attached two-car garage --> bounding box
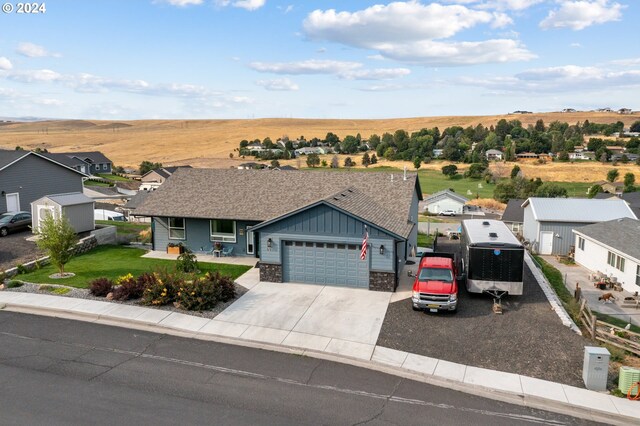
[282,240,369,288]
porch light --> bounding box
[379,245,385,255]
[267,238,273,249]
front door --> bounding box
[6,193,20,212]
[539,231,554,255]
[246,230,255,255]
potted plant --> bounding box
[214,241,222,251]
[167,242,184,254]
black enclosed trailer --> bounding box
[460,219,525,297]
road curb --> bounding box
[1,302,635,425]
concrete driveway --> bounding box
[210,281,391,358]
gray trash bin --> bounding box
[583,346,610,391]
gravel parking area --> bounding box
[0,231,43,272]
[377,239,589,387]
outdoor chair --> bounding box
[222,246,234,257]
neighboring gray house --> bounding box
[485,149,503,161]
[55,151,113,175]
[423,189,468,215]
[522,197,637,255]
[135,168,422,291]
[31,193,94,234]
[0,150,87,213]
[501,198,525,234]
[121,190,151,221]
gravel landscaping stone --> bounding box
[0,231,44,272]
[1,280,248,320]
[377,239,590,388]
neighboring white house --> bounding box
[522,197,637,255]
[568,151,594,160]
[424,189,468,215]
[432,149,444,158]
[31,192,95,234]
[485,149,503,161]
[573,218,640,294]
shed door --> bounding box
[282,241,369,288]
[539,231,554,255]
[6,193,20,212]
[37,206,56,232]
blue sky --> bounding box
[0,0,638,119]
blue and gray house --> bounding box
[135,168,422,291]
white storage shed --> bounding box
[31,192,95,234]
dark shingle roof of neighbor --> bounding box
[123,191,151,209]
[501,199,525,223]
[41,152,87,168]
[62,151,112,164]
[621,191,640,206]
[574,218,640,262]
[0,149,27,170]
[136,168,420,238]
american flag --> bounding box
[360,227,368,260]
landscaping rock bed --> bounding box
[377,239,590,388]
[1,281,248,320]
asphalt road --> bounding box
[0,312,597,426]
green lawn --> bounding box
[84,180,113,187]
[96,220,150,242]
[417,169,496,198]
[548,181,592,198]
[97,173,132,182]
[417,233,435,248]
[17,245,251,288]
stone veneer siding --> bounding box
[369,271,396,292]
[260,263,282,283]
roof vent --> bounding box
[482,221,490,226]
[489,232,498,238]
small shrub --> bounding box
[34,259,41,270]
[89,277,115,297]
[141,268,182,306]
[208,271,236,303]
[175,277,220,311]
[176,249,199,273]
[112,273,145,301]
[38,285,68,295]
[6,280,23,288]
[16,264,27,274]
[604,344,627,363]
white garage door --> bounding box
[282,241,369,288]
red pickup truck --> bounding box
[411,253,459,313]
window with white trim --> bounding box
[210,219,236,243]
[578,237,585,250]
[168,217,185,240]
[102,163,108,170]
[636,265,640,287]
[607,251,625,272]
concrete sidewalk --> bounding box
[0,291,638,424]
[142,250,259,266]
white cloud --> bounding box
[444,0,544,11]
[249,59,411,80]
[367,54,386,61]
[316,47,327,53]
[215,0,265,11]
[7,69,62,83]
[16,42,61,58]
[161,0,204,6]
[570,42,582,48]
[250,59,361,75]
[540,0,624,31]
[277,4,293,14]
[256,78,299,91]
[457,64,640,93]
[0,57,13,70]
[34,98,63,106]
[303,2,532,66]
[610,58,640,67]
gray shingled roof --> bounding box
[523,197,637,222]
[574,218,640,262]
[123,191,151,209]
[501,199,525,223]
[136,168,421,238]
[424,189,468,205]
[0,149,27,170]
[64,151,112,164]
[44,192,94,207]
[42,152,87,168]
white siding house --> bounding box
[522,197,637,255]
[573,218,640,294]
[424,189,468,214]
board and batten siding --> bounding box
[539,221,591,255]
[62,203,94,233]
[522,204,538,246]
[152,217,259,255]
[254,203,397,273]
[574,233,640,293]
[0,155,83,213]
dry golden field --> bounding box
[0,112,637,182]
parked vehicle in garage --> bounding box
[0,211,32,237]
[411,252,459,312]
